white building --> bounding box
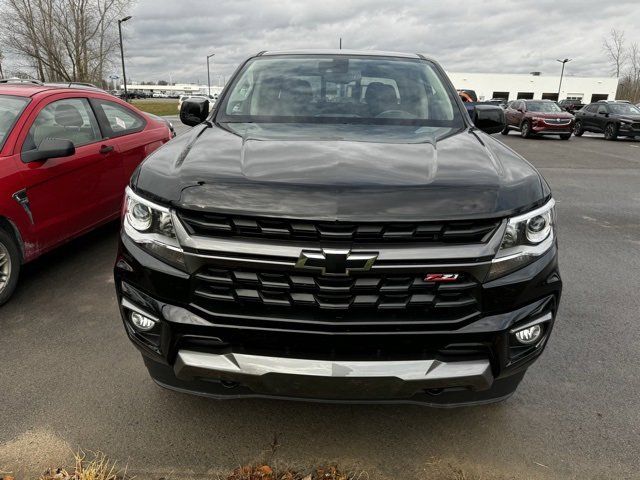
[119,83,224,96]
[447,72,618,103]
[120,74,618,104]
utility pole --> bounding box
[118,16,132,100]
[556,58,571,100]
[339,37,342,50]
[207,53,215,97]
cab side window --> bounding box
[22,98,101,152]
[93,100,145,137]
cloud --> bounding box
[114,0,640,83]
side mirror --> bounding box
[472,104,506,134]
[21,138,75,163]
[180,97,210,126]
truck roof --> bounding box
[259,49,424,59]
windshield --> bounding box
[218,55,464,127]
[0,95,29,150]
[526,101,562,113]
[609,103,640,115]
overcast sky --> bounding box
[118,0,640,84]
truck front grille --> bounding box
[190,267,481,333]
[177,210,499,244]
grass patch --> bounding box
[0,441,524,480]
[130,100,178,116]
[0,451,129,480]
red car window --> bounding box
[92,99,146,138]
[0,95,30,150]
[21,98,101,152]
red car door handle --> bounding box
[99,145,114,154]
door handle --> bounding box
[99,145,114,154]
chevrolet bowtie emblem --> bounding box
[296,249,378,275]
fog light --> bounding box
[130,311,156,331]
[514,324,542,345]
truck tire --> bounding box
[604,123,618,141]
[0,228,21,306]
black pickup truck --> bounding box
[558,98,584,113]
[115,50,562,407]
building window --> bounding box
[590,94,609,102]
[517,92,534,99]
[566,94,583,100]
[492,91,509,100]
[542,93,559,100]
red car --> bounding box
[0,79,173,304]
[502,99,574,139]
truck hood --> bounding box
[133,123,547,222]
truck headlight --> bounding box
[488,199,556,280]
[123,187,185,268]
[127,201,152,231]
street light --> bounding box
[556,58,571,100]
[207,53,215,96]
[118,16,132,101]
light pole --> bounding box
[556,58,571,100]
[207,53,215,96]
[118,16,132,100]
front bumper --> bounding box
[144,352,526,407]
[115,230,562,406]
[175,350,492,398]
[531,120,573,134]
[618,124,640,137]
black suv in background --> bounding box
[115,51,562,407]
[574,100,640,140]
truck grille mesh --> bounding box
[190,267,481,332]
[177,210,499,244]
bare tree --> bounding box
[0,0,133,85]
[602,28,626,78]
[0,48,4,77]
[602,29,640,103]
[625,43,640,102]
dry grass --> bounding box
[38,451,128,480]
[0,447,524,480]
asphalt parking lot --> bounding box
[1,127,639,479]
